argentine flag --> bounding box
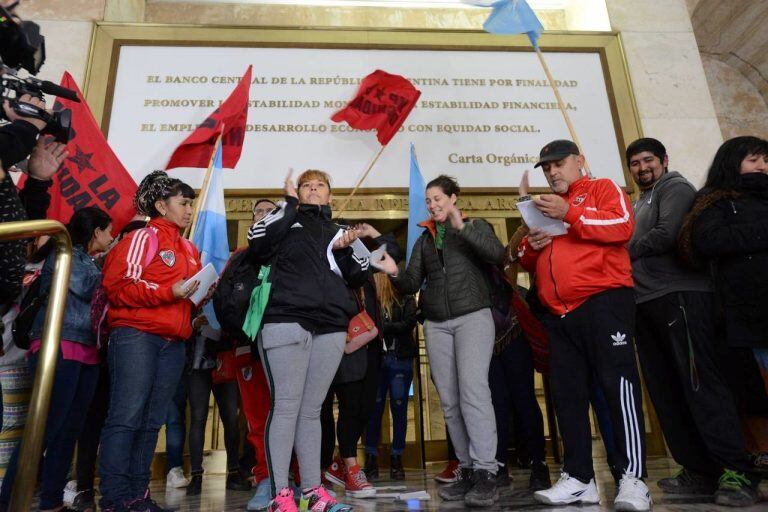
[192,142,230,329]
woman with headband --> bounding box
[97,171,202,512]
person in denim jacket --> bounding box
[0,206,113,512]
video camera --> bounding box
[0,5,79,144]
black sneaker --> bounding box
[438,467,474,501]
[227,470,252,491]
[364,453,379,481]
[496,468,511,488]
[657,468,717,495]
[72,489,96,512]
[750,452,768,477]
[186,474,203,496]
[529,460,551,491]
[714,470,758,507]
[390,454,405,481]
[128,491,175,512]
[464,469,499,507]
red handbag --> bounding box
[212,350,238,384]
[345,289,379,354]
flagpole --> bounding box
[534,47,593,179]
[186,131,223,240]
[336,144,387,218]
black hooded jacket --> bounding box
[247,196,371,334]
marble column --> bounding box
[605,0,723,185]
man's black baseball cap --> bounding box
[534,139,580,168]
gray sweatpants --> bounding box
[424,308,498,473]
[258,323,346,494]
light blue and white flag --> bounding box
[192,141,230,329]
[465,0,544,48]
[407,144,430,264]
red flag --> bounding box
[331,70,421,146]
[166,65,252,169]
[31,72,137,234]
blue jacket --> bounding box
[30,246,102,346]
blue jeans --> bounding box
[365,354,413,456]
[0,350,98,509]
[98,328,185,506]
[165,376,187,469]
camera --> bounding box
[0,5,79,144]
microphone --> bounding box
[39,80,80,102]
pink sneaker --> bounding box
[299,486,351,512]
[268,487,298,512]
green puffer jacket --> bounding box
[393,218,505,322]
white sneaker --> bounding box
[615,474,652,511]
[63,479,78,505]
[166,466,190,488]
[534,472,600,505]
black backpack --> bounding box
[12,275,48,350]
[213,249,261,344]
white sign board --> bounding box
[107,45,626,189]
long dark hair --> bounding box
[703,136,768,191]
[32,206,112,262]
[426,174,460,197]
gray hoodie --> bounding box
[629,171,711,303]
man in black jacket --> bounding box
[628,138,759,507]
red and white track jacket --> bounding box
[102,217,201,340]
[518,176,635,316]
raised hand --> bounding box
[28,136,68,181]
[284,168,298,199]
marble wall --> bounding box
[701,55,768,142]
[16,0,739,186]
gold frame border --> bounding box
[84,23,642,196]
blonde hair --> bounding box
[374,272,401,318]
[297,169,332,190]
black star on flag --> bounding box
[68,146,96,174]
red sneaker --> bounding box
[434,459,460,483]
[344,464,376,498]
[324,458,347,488]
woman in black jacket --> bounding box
[247,169,370,512]
[363,272,417,481]
[376,175,505,507]
[681,135,768,506]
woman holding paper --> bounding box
[98,170,203,512]
[247,169,370,512]
[375,174,505,508]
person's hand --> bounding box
[446,204,465,230]
[527,228,553,251]
[28,136,67,181]
[354,222,381,239]
[371,251,399,276]
[534,194,570,220]
[519,169,530,197]
[192,314,208,331]
[172,279,200,300]
[332,229,359,250]
[3,94,49,131]
[284,168,298,199]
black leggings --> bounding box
[188,369,241,474]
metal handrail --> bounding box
[0,220,72,512]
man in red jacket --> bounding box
[518,140,650,511]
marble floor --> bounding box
[146,457,767,512]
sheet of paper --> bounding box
[517,200,568,236]
[327,229,344,278]
[183,263,219,306]
[350,238,371,259]
[370,243,387,265]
